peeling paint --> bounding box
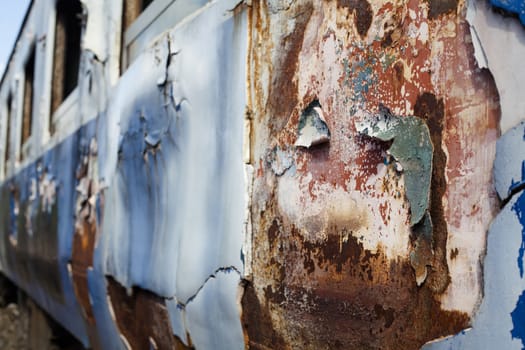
[295,100,330,148]
[356,105,433,226]
[245,0,498,348]
[267,146,294,176]
[494,121,525,200]
[0,0,514,348]
[466,0,525,133]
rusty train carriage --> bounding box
[0,0,524,349]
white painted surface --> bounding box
[467,0,525,134]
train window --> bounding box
[21,46,35,159]
[121,0,157,71]
[122,0,208,68]
[4,93,12,177]
[123,0,154,31]
[50,0,83,133]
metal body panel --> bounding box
[0,122,93,346]
[0,0,524,349]
[243,0,499,348]
[425,120,525,350]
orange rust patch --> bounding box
[71,158,99,346]
[242,281,286,350]
[244,214,469,349]
[71,201,97,324]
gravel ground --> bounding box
[0,302,29,349]
[0,275,83,350]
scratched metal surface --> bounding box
[1,0,525,349]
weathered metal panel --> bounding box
[424,1,525,348]
[3,0,525,349]
[0,124,93,346]
[242,0,499,348]
[467,0,525,134]
[94,0,247,348]
[424,122,525,350]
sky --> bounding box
[0,0,31,76]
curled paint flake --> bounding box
[356,106,433,226]
[357,106,434,285]
[295,100,330,148]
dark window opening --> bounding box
[50,0,83,129]
[21,47,35,156]
[142,0,154,11]
[4,93,12,175]
[122,0,154,31]
[121,0,154,74]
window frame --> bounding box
[121,0,209,69]
[49,0,83,137]
[20,44,36,162]
[2,92,13,180]
[122,0,173,68]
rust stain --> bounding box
[244,0,499,348]
[70,140,101,347]
[337,0,373,38]
[414,92,450,294]
[450,247,459,260]
[392,61,404,98]
[242,281,286,350]
[245,212,469,349]
[427,0,459,19]
[107,277,192,350]
[379,201,389,226]
[266,3,313,135]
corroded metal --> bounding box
[1,0,525,349]
[243,0,499,348]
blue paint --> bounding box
[510,161,525,195]
[87,268,126,350]
[512,190,525,278]
[511,290,525,348]
[490,0,525,25]
[352,61,378,102]
[342,56,378,102]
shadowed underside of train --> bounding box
[0,0,524,349]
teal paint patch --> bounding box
[356,106,433,226]
[342,53,379,103]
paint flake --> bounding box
[356,106,433,226]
